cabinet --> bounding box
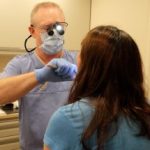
[0,113,20,150]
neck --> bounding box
[35,48,64,64]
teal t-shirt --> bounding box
[44,99,150,150]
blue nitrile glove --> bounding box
[50,58,77,79]
[34,58,77,83]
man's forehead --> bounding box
[36,7,64,18]
[33,7,64,25]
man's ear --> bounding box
[28,26,35,38]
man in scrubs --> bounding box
[0,2,77,150]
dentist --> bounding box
[0,2,77,150]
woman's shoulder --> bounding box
[57,99,95,131]
[60,98,94,115]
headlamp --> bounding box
[47,22,68,36]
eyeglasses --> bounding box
[31,22,68,32]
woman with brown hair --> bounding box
[44,25,150,150]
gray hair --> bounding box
[30,1,64,24]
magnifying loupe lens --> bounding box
[48,30,54,36]
[47,23,65,36]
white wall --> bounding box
[0,0,91,50]
[91,0,150,98]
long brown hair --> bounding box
[68,25,150,149]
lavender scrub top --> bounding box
[0,50,77,150]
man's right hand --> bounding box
[34,58,77,83]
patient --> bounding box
[43,25,150,150]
